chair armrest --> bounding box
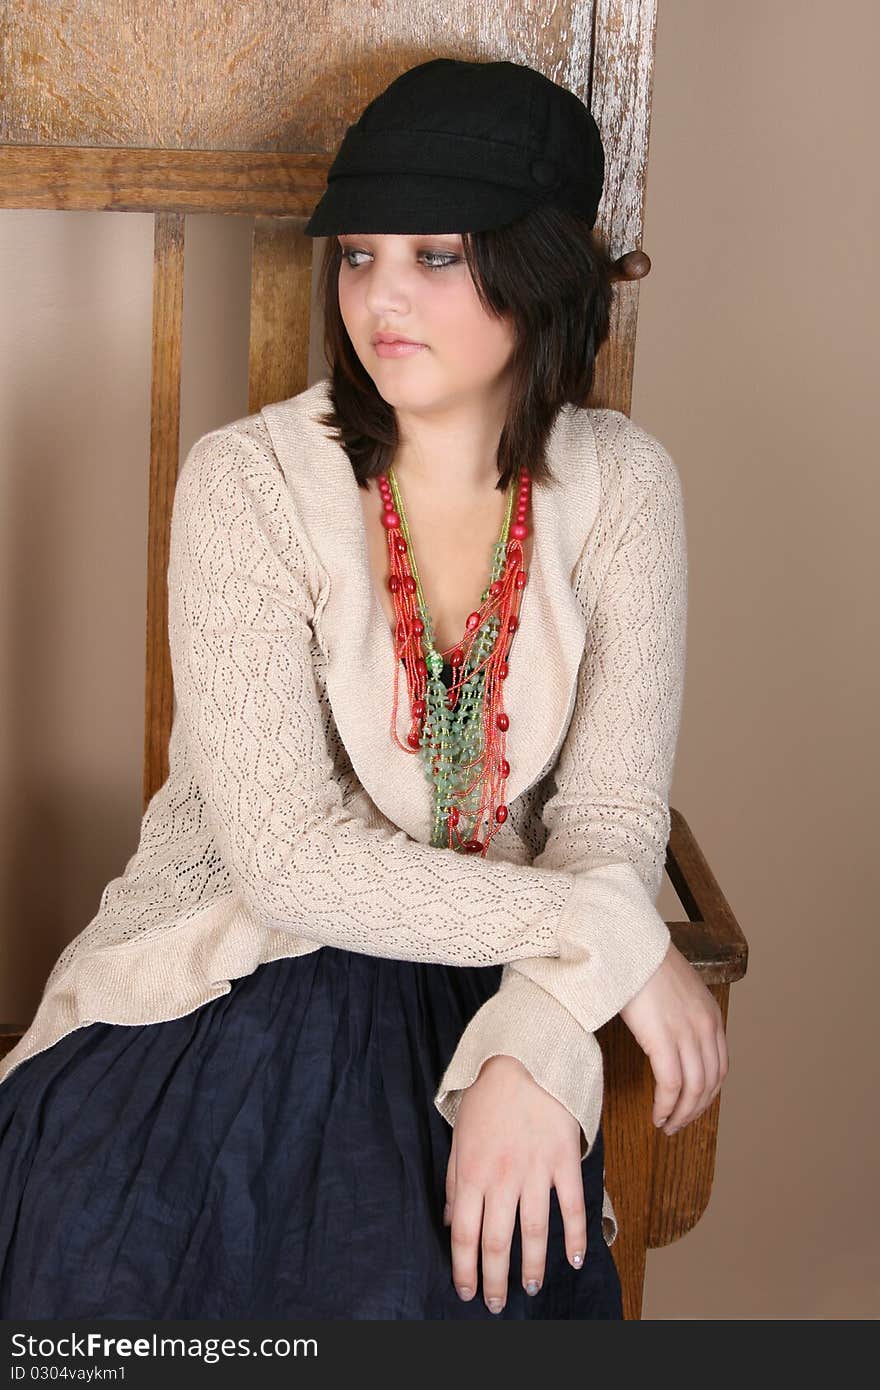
[664,805,748,982]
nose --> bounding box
[362,260,411,319]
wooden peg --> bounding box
[612,249,651,282]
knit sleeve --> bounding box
[168,422,588,971]
[434,427,687,1152]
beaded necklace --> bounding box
[377,464,532,856]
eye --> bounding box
[339,247,459,273]
[420,252,459,272]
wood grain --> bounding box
[144,211,185,810]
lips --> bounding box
[371,333,427,360]
[371,332,424,346]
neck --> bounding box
[390,393,509,496]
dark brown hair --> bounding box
[314,203,617,492]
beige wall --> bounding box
[1,1,876,1318]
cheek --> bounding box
[434,295,514,374]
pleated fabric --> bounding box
[0,945,623,1319]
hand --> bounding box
[619,940,729,1136]
[442,1054,587,1314]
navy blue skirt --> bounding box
[0,946,623,1319]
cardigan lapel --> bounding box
[261,379,600,845]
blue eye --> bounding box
[421,252,459,272]
[339,248,458,273]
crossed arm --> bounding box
[167,416,687,1153]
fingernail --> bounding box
[457,1286,473,1300]
[443,1203,451,1225]
[572,1251,584,1268]
[487,1296,503,1314]
[655,1116,667,1126]
[526,1280,540,1296]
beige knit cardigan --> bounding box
[0,378,688,1248]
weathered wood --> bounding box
[249,217,313,411]
[144,212,185,811]
[0,145,331,215]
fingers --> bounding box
[479,1184,518,1314]
[552,1160,588,1273]
[448,1176,484,1306]
[655,1009,729,1136]
[651,1039,681,1127]
[517,1179,550,1297]
[450,1168,585,1312]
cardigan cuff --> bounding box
[510,860,672,1033]
[433,969,605,1160]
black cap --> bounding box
[304,58,605,236]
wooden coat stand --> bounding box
[0,0,747,1319]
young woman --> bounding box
[0,58,726,1320]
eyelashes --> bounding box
[339,248,459,273]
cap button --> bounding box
[530,158,558,187]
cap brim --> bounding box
[303,172,537,236]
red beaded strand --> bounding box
[377,467,533,857]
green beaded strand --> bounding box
[388,467,519,848]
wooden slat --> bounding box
[248,216,314,413]
[647,982,732,1248]
[143,211,185,812]
[667,807,750,984]
[588,0,659,415]
[599,1013,658,1319]
[0,145,331,214]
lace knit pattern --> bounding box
[39,407,684,983]
[1,400,687,1248]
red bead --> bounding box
[403,575,417,594]
[500,757,510,777]
[466,610,481,631]
[407,731,421,749]
[495,804,508,824]
[515,571,526,589]
[389,575,400,592]
[381,510,401,529]
[507,615,518,633]
[488,580,503,597]
[498,661,508,679]
[395,535,408,554]
[416,658,427,678]
[496,712,509,732]
[448,807,460,827]
[413,618,425,636]
[413,698,426,717]
[451,647,464,666]
[510,522,527,540]
[462,839,484,854]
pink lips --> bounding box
[373,339,426,358]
